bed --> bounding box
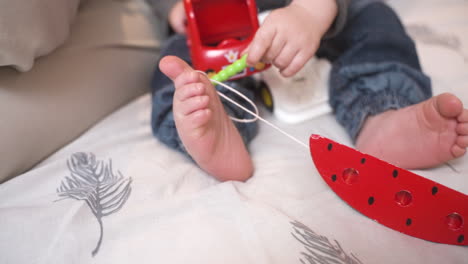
[0,0,467,263]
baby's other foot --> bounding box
[159,56,253,181]
[356,93,468,169]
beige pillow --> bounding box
[0,0,81,71]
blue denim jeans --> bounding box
[319,1,431,139]
[150,2,431,156]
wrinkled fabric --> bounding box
[330,62,431,140]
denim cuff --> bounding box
[151,84,188,154]
[330,61,432,141]
[339,91,413,141]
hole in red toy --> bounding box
[342,168,359,185]
[406,218,412,226]
[445,213,464,231]
[394,190,413,207]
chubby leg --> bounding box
[316,2,468,168]
[159,56,253,182]
[356,93,468,169]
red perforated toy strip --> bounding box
[309,134,467,245]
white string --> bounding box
[195,71,309,149]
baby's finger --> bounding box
[263,35,287,63]
[273,45,298,72]
[280,52,310,77]
[173,20,187,35]
[247,25,276,66]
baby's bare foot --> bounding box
[356,93,468,169]
[159,56,253,181]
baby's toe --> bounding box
[188,109,212,129]
[174,71,202,88]
[457,108,468,122]
[178,95,209,116]
[436,93,463,118]
[456,122,468,135]
[456,135,468,148]
[175,83,205,102]
[451,144,467,158]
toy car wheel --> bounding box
[257,81,274,112]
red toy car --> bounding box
[184,0,268,80]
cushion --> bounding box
[0,0,81,71]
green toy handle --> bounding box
[210,54,248,83]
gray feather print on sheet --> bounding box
[56,152,132,257]
[291,221,363,264]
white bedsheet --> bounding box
[1,0,467,263]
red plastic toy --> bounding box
[309,134,467,245]
[184,0,268,80]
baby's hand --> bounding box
[246,0,337,77]
[169,1,186,34]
